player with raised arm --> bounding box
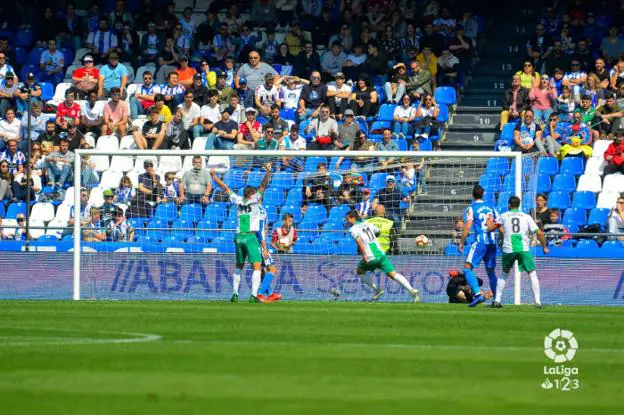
[487,195,549,308]
[458,184,500,307]
[346,210,420,302]
[256,204,282,302]
[211,163,272,303]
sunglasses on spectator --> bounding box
[311,76,320,80]
[144,77,152,80]
[249,56,260,60]
[266,130,274,134]
[571,63,580,67]
[524,63,532,67]
[17,218,25,222]
[105,195,114,198]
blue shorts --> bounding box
[465,242,497,269]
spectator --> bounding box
[452,217,465,246]
[86,18,119,63]
[265,105,289,139]
[531,193,551,229]
[114,176,135,206]
[16,73,43,115]
[596,94,624,138]
[559,110,592,159]
[420,22,444,56]
[373,175,409,224]
[334,171,362,205]
[543,208,569,247]
[178,7,197,55]
[107,208,135,242]
[376,129,399,168]
[255,73,281,116]
[38,39,65,85]
[176,56,197,88]
[578,95,600,142]
[69,187,90,228]
[132,160,161,217]
[544,40,570,75]
[563,60,587,101]
[205,106,238,150]
[250,0,277,26]
[153,94,173,123]
[336,109,360,149]
[1,137,25,176]
[356,188,374,219]
[140,22,162,66]
[582,74,604,108]
[280,123,306,150]
[329,24,354,53]
[604,134,624,175]
[380,24,401,63]
[212,23,236,63]
[157,36,181,81]
[83,207,106,242]
[165,107,190,149]
[530,74,558,125]
[298,71,328,120]
[274,43,297,66]
[294,42,321,78]
[384,63,408,104]
[256,126,279,150]
[98,53,128,99]
[260,30,280,65]
[610,57,624,90]
[271,213,298,253]
[305,104,338,150]
[303,162,331,211]
[437,49,460,87]
[188,74,209,107]
[177,90,201,138]
[0,108,21,151]
[71,55,100,99]
[448,26,472,78]
[336,131,376,169]
[407,60,433,101]
[236,50,278,91]
[109,0,134,35]
[115,22,139,69]
[416,46,438,82]
[60,123,82,151]
[0,159,12,201]
[284,22,305,57]
[0,52,15,82]
[342,43,367,81]
[516,59,540,90]
[526,25,552,69]
[133,107,165,150]
[326,72,351,121]
[349,74,378,117]
[198,90,221,137]
[402,147,427,196]
[594,58,610,89]
[56,89,81,132]
[129,70,160,119]
[20,102,46,151]
[161,172,180,205]
[500,75,530,129]
[198,59,217,89]
[161,72,187,112]
[0,72,18,117]
[229,95,245,124]
[180,156,212,206]
[99,189,119,223]
[393,95,417,139]
[280,76,306,111]
[608,197,624,241]
[413,94,441,142]
[513,109,542,154]
[102,87,129,137]
[38,121,57,149]
[363,42,388,76]
[321,41,347,80]
[572,39,592,73]
[556,85,576,120]
[44,138,74,188]
[537,113,565,156]
[78,143,99,190]
[600,26,624,65]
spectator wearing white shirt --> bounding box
[255,73,282,116]
[280,123,306,170]
[39,39,65,85]
[609,57,624,90]
[393,94,417,139]
[198,90,222,137]
[305,104,339,150]
[80,90,105,134]
[432,8,456,38]
[19,102,46,153]
[0,51,15,82]
[177,90,201,138]
[0,108,21,152]
[86,18,119,63]
[321,41,347,79]
[563,60,587,101]
[327,72,352,120]
[279,76,306,110]
[130,70,160,119]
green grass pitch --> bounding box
[0,301,622,414]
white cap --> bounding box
[245,107,257,114]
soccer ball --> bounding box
[415,235,429,247]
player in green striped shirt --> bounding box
[488,196,549,308]
[211,164,272,303]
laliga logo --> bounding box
[544,328,578,363]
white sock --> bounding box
[359,272,380,292]
[529,270,541,305]
[251,270,262,297]
[495,273,508,303]
[233,269,241,295]
[393,273,414,292]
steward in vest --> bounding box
[365,205,398,255]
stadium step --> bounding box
[454,106,501,114]
[458,95,503,108]
[467,76,510,90]
[410,201,470,216]
[453,113,499,126]
[443,131,497,147]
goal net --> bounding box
[71,149,534,304]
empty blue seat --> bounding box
[212,236,236,252]
[510,157,534,178]
[146,219,169,241]
[304,204,328,224]
[271,172,295,189]
[561,157,584,176]
[537,156,559,176]
[563,208,586,231]
[204,202,228,223]
[575,239,599,250]
[396,139,408,151]
[499,123,516,144]
[280,108,296,121]
[322,221,345,233]
[486,157,510,176]
[196,220,221,240]
[6,202,27,219]
[171,220,195,240]
[39,82,54,101]
[285,187,302,206]
[153,202,178,222]
[479,173,502,193]
[548,191,572,210]
[374,85,385,103]
[265,205,278,223]
[572,191,596,210]
[15,30,35,47]
[434,86,457,106]
[496,191,512,213]
[26,48,44,65]
[587,208,610,230]
[369,172,388,190]
[602,240,624,249]
[552,173,576,192]
[280,205,303,223]
[180,203,203,222]
[14,47,27,65]
[337,236,358,255]
[502,174,527,192]
[536,174,552,193]
[317,232,342,245]
[377,104,397,121]
[223,169,245,190]
[246,170,265,187]
[330,156,351,171]
[264,187,285,207]
[60,48,74,66]
[328,205,351,223]
[522,192,535,213]
[304,157,328,172]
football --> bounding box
[415,235,429,247]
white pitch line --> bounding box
[0,329,162,347]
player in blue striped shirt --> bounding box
[458,185,500,307]
[256,204,281,302]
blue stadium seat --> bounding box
[322,221,345,233]
[479,173,502,193]
[263,187,285,207]
[486,157,510,176]
[510,157,534,178]
[328,205,351,223]
[153,202,179,222]
[280,108,296,121]
[434,86,457,106]
[26,48,45,65]
[572,191,596,210]
[271,172,295,190]
[356,118,369,136]
[20,65,39,81]
[60,48,74,66]
[171,220,195,240]
[223,169,245,190]
[304,204,328,224]
[552,173,576,192]
[376,104,397,121]
[211,236,236,252]
[317,232,342,245]
[280,205,303,223]
[374,85,385,103]
[246,170,265,187]
[496,191,512,213]
[563,208,587,231]
[560,157,584,176]
[369,121,391,141]
[418,138,433,151]
[304,156,328,172]
[146,219,169,241]
[285,187,302,207]
[266,205,278,223]
[396,139,408,151]
[522,192,536,213]
[14,47,27,65]
[499,122,516,144]
[369,172,388,191]
[204,202,228,224]
[0,203,5,218]
[330,156,351,171]
[587,208,610,230]
[179,203,203,222]
[337,236,358,255]
[502,174,527,192]
[548,191,572,210]
[40,82,54,101]
[602,240,624,249]
[15,30,35,47]
[537,157,559,176]
[6,202,27,219]
[575,239,599,250]
[536,174,552,193]
[298,220,320,238]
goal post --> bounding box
[72,149,523,303]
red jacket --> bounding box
[605,141,624,166]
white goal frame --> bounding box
[73,149,523,302]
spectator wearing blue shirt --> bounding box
[97,53,128,98]
[19,101,47,153]
[16,73,43,115]
[39,39,65,85]
[0,51,15,83]
[537,113,565,156]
